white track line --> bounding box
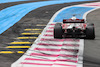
[11,2,100,67]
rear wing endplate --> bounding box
[63,19,85,23]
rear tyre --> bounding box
[54,23,63,38]
[86,26,95,39]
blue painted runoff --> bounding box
[53,6,95,22]
[0,0,94,34]
[0,0,28,3]
[0,0,94,4]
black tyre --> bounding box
[86,26,95,39]
[54,23,63,38]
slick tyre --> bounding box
[86,26,95,39]
[54,23,63,38]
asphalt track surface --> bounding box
[0,1,100,67]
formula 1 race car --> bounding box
[54,17,95,39]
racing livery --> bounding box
[54,16,95,39]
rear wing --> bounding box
[63,19,85,23]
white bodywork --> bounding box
[62,23,86,29]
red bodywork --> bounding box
[62,19,87,30]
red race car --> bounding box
[54,16,95,39]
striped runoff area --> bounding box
[12,23,83,67]
[11,2,100,67]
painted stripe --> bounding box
[34,48,61,51]
[10,42,32,44]
[48,27,54,29]
[17,51,25,53]
[20,59,54,64]
[29,49,78,55]
[30,52,77,58]
[25,56,77,63]
[37,45,62,49]
[49,23,56,25]
[24,58,77,63]
[24,58,78,66]
[0,51,14,54]
[6,46,30,48]
[21,59,77,65]
[46,30,53,32]
[34,48,79,53]
[37,43,62,46]
[0,51,24,54]
[30,53,59,57]
[8,44,31,46]
[44,32,53,35]
[53,62,77,67]
[21,33,41,35]
[43,34,53,36]
[24,29,43,31]
[54,63,76,67]
[37,43,79,47]
[20,62,77,67]
[40,38,79,42]
[23,56,78,64]
[17,37,37,39]
[39,36,53,39]
[20,62,52,66]
[25,58,56,62]
[57,59,77,63]
[40,38,64,41]
[36,24,46,26]
[36,40,64,45]
[34,48,78,57]
[59,54,78,58]
[63,44,79,47]
[62,49,79,52]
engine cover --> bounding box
[62,23,87,30]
